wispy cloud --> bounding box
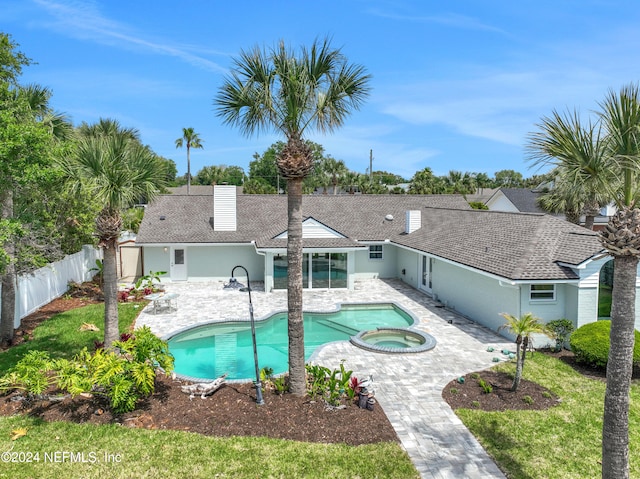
[367,7,508,35]
[32,0,228,73]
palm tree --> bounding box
[499,312,547,391]
[65,124,168,347]
[597,83,640,479]
[215,38,370,395]
[175,127,204,195]
[321,157,348,194]
[527,109,613,230]
[536,173,584,224]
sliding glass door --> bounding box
[273,252,347,289]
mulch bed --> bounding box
[0,377,396,446]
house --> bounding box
[485,188,547,214]
[486,187,612,230]
[136,185,640,336]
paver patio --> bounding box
[137,278,514,479]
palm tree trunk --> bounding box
[511,337,523,391]
[0,189,16,346]
[287,178,306,396]
[102,242,120,347]
[602,255,638,479]
[187,146,191,195]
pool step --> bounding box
[316,318,360,336]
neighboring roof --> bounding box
[465,187,499,204]
[486,188,546,214]
[137,192,603,281]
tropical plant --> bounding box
[175,127,204,195]
[304,362,354,406]
[134,270,166,291]
[55,326,173,413]
[499,312,548,391]
[89,259,104,284]
[320,156,348,195]
[215,38,370,395]
[0,350,54,395]
[408,167,446,194]
[62,119,168,347]
[526,109,613,229]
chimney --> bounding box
[405,210,421,234]
[214,185,237,231]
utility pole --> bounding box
[369,149,373,184]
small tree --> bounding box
[499,312,548,391]
[547,318,574,352]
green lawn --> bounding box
[456,352,640,479]
[0,302,141,372]
[0,303,418,479]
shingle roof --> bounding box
[494,188,546,213]
[137,192,603,281]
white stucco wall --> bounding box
[432,260,520,333]
[143,247,170,278]
[520,283,567,321]
[396,247,420,288]
[353,245,397,280]
[143,245,263,283]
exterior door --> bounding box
[420,255,432,294]
[170,247,187,281]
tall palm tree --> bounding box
[65,125,168,347]
[215,38,370,395]
[175,127,203,195]
[597,83,640,479]
[499,312,547,391]
[526,109,612,230]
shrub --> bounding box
[305,361,354,406]
[0,350,55,395]
[522,395,534,405]
[546,319,574,351]
[570,320,640,369]
[1,327,174,413]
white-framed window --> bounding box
[369,245,383,260]
[530,284,556,301]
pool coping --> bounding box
[349,327,437,354]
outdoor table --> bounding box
[144,292,179,314]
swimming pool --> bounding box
[168,303,414,381]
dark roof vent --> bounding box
[159,216,166,221]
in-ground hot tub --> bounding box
[350,327,436,354]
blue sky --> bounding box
[3,1,640,180]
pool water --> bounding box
[168,304,413,380]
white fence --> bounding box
[2,245,102,328]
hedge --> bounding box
[570,320,640,369]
